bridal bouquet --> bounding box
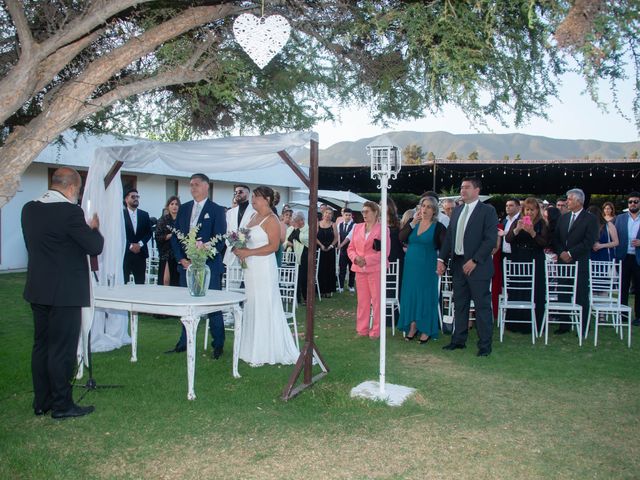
[225,228,251,268]
[173,225,222,266]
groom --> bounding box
[168,173,227,359]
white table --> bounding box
[93,285,245,400]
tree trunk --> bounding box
[0,4,237,207]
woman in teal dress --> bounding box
[397,196,446,344]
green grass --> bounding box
[0,272,638,479]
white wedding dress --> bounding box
[238,215,300,366]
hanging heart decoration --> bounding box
[233,13,291,69]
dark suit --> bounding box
[552,209,599,332]
[22,197,104,412]
[439,201,498,352]
[338,220,355,289]
[613,212,640,320]
[123,208,152,284]
[171,199,227,349]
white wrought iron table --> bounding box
[93,285,245,400]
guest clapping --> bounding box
[397,196,446,343]
[505,197,550,332]
[347,201,390,338]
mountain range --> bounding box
[302,131,640,166]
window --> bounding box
[166,179,178,199]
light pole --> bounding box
[350,136,415,406]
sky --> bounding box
[313,71,639,148]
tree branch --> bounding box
[77,67,212,119]
[5,0,34,55]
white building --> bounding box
[1,131,309,272]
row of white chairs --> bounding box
[498,259,631,347]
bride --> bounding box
[232,186,300,366]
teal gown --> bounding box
[398,223,439,338]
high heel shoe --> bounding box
[419,336,430,344]
[404,333,417,341]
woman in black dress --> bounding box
[155,196,181,287]
[505,197,550,332]
[316,208,338,297]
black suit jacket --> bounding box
[439,201,498,279]
[123,208,152,259]
[171,199,227,276]
[553,210,599,274]
[22,200,104,307]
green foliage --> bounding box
[468,151,479,160]
[402,143,425,165]
[446,151,458,160]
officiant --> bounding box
[21,167,104,419]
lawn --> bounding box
[0,272,638,480]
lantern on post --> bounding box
[350,136,415,406]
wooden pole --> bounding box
[282,139,329,400]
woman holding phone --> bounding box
[505,197,550,333]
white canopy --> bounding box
[293,189,369,211]
[82,131,317,352]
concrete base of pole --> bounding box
[350,380,416,407]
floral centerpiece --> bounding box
[174,225,222,296]
[225,228,251,268]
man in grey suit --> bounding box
[437,177,498,356]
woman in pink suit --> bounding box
[347,201,391,338]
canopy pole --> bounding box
[282,139,329,400]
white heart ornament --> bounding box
[233,13,291,69]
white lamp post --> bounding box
[350,136,415,406]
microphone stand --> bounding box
[75,269,123,400]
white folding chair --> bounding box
[205,265,244,350]
[281,249,296,266]
[541,261,582,346]
[587,260,632,347]
[145,254,159,285]
[315,248,322,301]
[438,261,454,332]
[278,265,300,348]
[498,259,537,344]
[385,260,400,335]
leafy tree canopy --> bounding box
[0,0,638,205]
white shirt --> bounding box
[628,214,640,254]
[438,211,450,228]
[190,199,207,228]
[502,212,520,254]
[127,207,137,233]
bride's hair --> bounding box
[253,185,275,207]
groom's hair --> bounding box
[191,173,210,183]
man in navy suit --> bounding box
[168,173,227,358]
[22,167,104,418]
[123,188,152,284]
[437,177,498,357]
[614,191,640,326]
[552,188,599,334]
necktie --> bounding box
[190,202,202,228]
[455,205,469,254]
[568,213,576,232]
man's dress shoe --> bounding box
[477,349,491,357]
[442,343,466,351]
[51,404,95,419]
[212,346,223,360]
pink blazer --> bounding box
[347,222,391,274]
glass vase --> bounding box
[186,263,210,297]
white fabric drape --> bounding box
[82,131,316,353]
